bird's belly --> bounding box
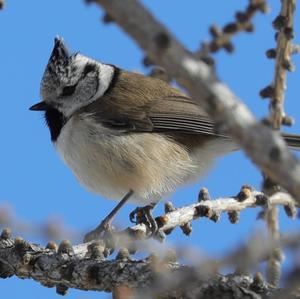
[55,119,206,204]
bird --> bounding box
[30,37,300,241]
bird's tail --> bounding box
[282,132,300,151]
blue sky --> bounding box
[0,0,299,298]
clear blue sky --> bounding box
[0,1,299,298]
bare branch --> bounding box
[1,189,296,248]
[262,0,298,285]
[91,0,300,204]
[261,0,297,128]
[130,189,296,240]
[198,0,268,55]
[1,230,300,297]
[86,188,297,248]
[265,207,283,286]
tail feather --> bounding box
[282,133,300,151]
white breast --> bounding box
[55,115,233,204]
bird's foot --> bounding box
[129,204,158,235]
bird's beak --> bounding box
[29,101,49,111]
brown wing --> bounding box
[81,70,227,137]
[148,95,227,137]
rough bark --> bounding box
[0,236,290,298]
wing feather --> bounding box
[81,71,228,137]
[148,96,228,137]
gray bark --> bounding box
[0,236,286,298]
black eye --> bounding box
[61,84,77,96]
[82,64,96,78]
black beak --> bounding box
[29,101,49,111]
[49,36,70,63]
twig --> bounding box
[76,188,297,251]
[127,189,296,241]
[261,0,298,286]
[90,0,300,204]
[1,188,297,250]
[261,0,298,128]
[198,0,268,55]
[263,178,283,287]
[1,189,296,247]
[266,206,283,286]
[263,177,283,286]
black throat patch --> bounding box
[44,108,66,142]
[43,65,119,142]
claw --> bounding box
[129,208,139,224]
[129,204,158,235]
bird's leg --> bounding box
[129,202,158,234]
[84,189,134,242]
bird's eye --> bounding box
[82,64,96,78]
[61,84,77,96]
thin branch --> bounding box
[75,188,297,251]
[271,4,292,126]
[1,188,296,248]
[127,189,296,241]
[261,0,297,128]
[262,0,298,286]
[90,0,300,204]
[266,206,283,286]
[198,0,268,55]
[2,189,296,249]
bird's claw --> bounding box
[129,205,158,235]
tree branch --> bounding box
[72,188,297,251]
[1,189,296,248]
[127,189,297,240]
[261,0,298,286]
[1,230,299,297]
[264,0,297,128]
[198,0,268,55]
[0,234,292,298]
[271,0,294,124]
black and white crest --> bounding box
[40,37,115,118]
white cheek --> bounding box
[96,63,115,98]
[73,55,114,100]
[59,61,114,118]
